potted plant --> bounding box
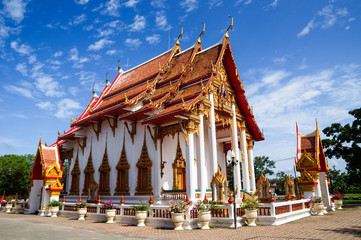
[309,196,324,216]
[192,200,220,230]
[48,200,62,217]
[13,196,22,214]
[75,201,89,220]
[241,199,260,226]
[332,192,343,210]
[131,201,149,227]
[168,200,187,230]
[5,196,13,213]
[101,201,117,223]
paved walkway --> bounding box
[1,205,360,240]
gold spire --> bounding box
[197,21,205,43]
[92,84,95,94]
[105,72,109,84]
[225,15,233,38]
[70,117,73,124]
[117,59,121,70]
[76,115,78,121]
[176,25,183,45]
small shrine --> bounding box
[28,137,63,213]
[255,173,272,203]
[284,176,296,201]
[296,121,333,210]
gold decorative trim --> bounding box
[210,165,228,203]
[135,130,153,195]
[82,138,95,195]
[106,116,118,137]
[91,122,101,141]
[115,130,130,195]
[98,133,111,196]
[70,149,80,195]
[172,134,186,190]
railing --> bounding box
[260,199,310,216]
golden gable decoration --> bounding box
[44,161,63,179]
[135,130,153,195]
[296,150,319,170]
[115,130,130,195]
[298,170,317,192]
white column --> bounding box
[209,93,218,178]
[241,126,250,192]
[231,104,242,197]
[153,138,162,197]
[186,132,196,202]
[319,172,333,211]
[198,114,207,200]
[248,143,256,192]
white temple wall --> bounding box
[29,180,43,213]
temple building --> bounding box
[28,23,264,213]
[296,121,333,210]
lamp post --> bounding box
[228,150,238,229]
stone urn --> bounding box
[135,211,148,227]
[77,208,87,220]
[245,209,258,226]
[198,211,211,230]
[105,209,116,223]
[171,212,185,230]
[14,204,22,214]
[334,200,343,210]
[314,202,324,216]
[5,203,12,213]
[50,206,59,217]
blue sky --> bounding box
[1,0,360,176]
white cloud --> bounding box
[36,101,55,110]
[0,137,18,151]
[268,0,278,8]
[69,14,87,26]
[15,63,28,76]
[99,0,121,17]
[106,49,117,55]
[155,11,171,31]
[10,41,33,55]
[2,0,29,23]
[234,0,252,6]
[125,38,142,48]
[123,0,140,8]
[297,4,349,37]
[180,0,198,12]
[88,38,115,51]
[146,34,160,45]
[69,87,79,95]
[69,47,89,68]
[3,84,33,98]
[28,55,36,64]
[209,0,223,8]
[128,15,146,32]
[345,26,350,30]
[151,0,166,8]
[34,75,64,97]
[54,99,82,119]
[75,0,89,4]
[273,56,287,64]
[75,71,97,86]
[97,28,114,37]
[54,51,63,57]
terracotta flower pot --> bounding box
[198,211,211,230]
[135,211,147,227]
[245,209,258,226]
[171,212,185,230]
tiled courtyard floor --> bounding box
[1,205,360,240]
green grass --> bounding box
[344,193,361,197]
[343,199,361,203]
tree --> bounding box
[254,156,276,180]
[322,108,361,184]
[275,171,288,195]
[0,154,35,198]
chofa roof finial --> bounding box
[225,15,233,38]
[197,21,205,43]
[176,25,183,45]
[105,72,110,86]
[92,84,98,99]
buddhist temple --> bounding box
[296,121,333,210]
[28,22,264,213]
